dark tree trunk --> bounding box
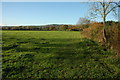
[103,28,107,43]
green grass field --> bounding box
[2,31,120,78]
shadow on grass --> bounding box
[3,37,116,78]
[3,38,107,56]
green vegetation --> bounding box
[2,31,120,78]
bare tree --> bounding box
[77,17,90,25]
[89,0,119,43]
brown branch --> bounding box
[106,5,118,15]
[105,2,111,11]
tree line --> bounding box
[2,24,83,31]
[2,21,118,31]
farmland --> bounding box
[2,31,120,78]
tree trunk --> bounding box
[102,14,107,43]
[103,28,107,42]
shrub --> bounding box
[81,22,120,59]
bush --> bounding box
[81,21,120,59]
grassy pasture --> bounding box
[2,31,120,78]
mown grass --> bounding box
[2,31,120,78]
